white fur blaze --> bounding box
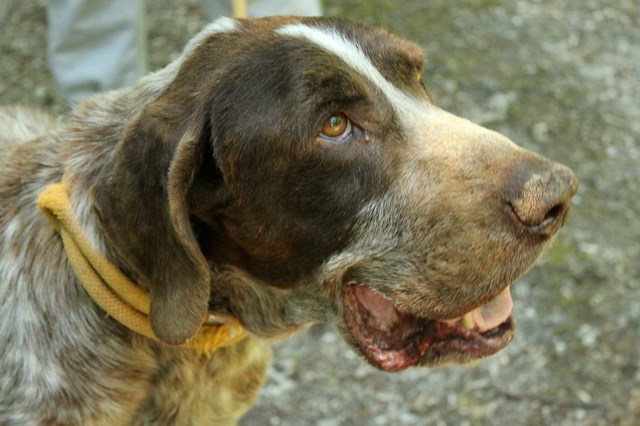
[274,23,433,123]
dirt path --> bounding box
[1,1,638,424]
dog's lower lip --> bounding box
[341,285,515,371]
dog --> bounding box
[0,16,578,425]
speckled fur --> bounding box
[0,102,271,424]
[1,16,576,424]
[0,19,276,426]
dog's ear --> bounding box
[93,99,215,345]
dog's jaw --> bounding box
[341,285,515,371]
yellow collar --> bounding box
[37,183,247,354]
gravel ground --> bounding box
[1,1,639,425]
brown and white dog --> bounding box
[0,17,578,425]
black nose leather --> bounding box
[507,160,579,237]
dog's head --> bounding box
[92,17,578,370]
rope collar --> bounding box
[37,183,247,354]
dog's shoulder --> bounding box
[0,106,57,147]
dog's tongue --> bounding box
[458,287,513,332]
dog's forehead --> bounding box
[183,17,432,125]
[270,19,429,119]
[187,17,424,75]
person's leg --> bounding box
[46,0,147,104]
[202,0,322,20]
[245,0,322,17]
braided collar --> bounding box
[37,183,247,354]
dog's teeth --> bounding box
[462,312,476,330]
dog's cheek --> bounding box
[273,153,390,276]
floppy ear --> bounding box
[92,99,214,345]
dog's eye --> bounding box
[320,112,352,143]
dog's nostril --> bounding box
[509,199,570,236]
[544,203,564,224]
[510,201,566,232]
[507,161,579,236]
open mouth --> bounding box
[342,285,515,371]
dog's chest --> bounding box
[131,338,271,425]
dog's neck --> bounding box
[38,182,249,351]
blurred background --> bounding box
[1,1,638,424]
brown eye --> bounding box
[320,112,351,141]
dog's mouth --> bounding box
[342,285,515,371]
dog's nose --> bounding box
[507,159,579,237]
